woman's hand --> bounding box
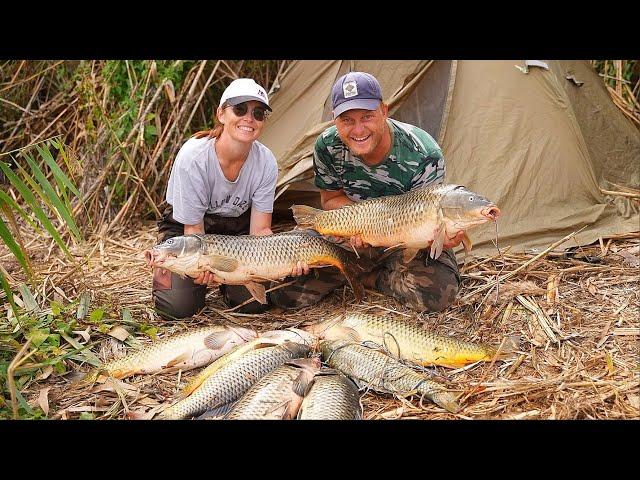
[290,261,310,277]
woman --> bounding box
[151,78,307,319]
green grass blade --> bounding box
[50,138,79,187]
[36,143,81,197]
[0,161,70,256]
[0,216,31,276]
[0,190,41,232]
[23,153,82,241]
[0,269,19,319]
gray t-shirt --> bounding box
[166,137,278,225]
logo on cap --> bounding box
[343,80,358,98]
[257,88,266,99]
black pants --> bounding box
[152,204,269,319]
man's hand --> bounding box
[290,261,310,277]
[193,271,220,288]
[443,231,466,249]
[349,235,370,249]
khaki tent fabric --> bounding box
[263,60,640,256]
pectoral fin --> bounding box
[323,326,361,342]
[401,248,420,264]
[461,232,472,254]
[429,222,446,259]
[165,351,192,368]
[205,255,238,272]
[204,331,234,350]
[244,281,267,304]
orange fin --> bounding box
[244,281,267,304]
[291,205,322,229]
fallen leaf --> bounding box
[35,365,54,381]
[38,387,52,417]
[72,328,91,343]
[108,326,130,342]
[89,378,139,397]
[627,394,639,410]
[127,405,164,420]
[617,251,640,268]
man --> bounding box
[270,71,463,312]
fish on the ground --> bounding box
[297,369,362,420]
[225,357,321,420]
[180,328,317,398]
[155,342,311,420]
[145,231,365,304]
[320,339,461,413]
[292,184,501,261]
[307,310,518,368]
[78,325,257,385]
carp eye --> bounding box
[469,196,474,202]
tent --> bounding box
[261,60,640,255]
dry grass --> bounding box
[2,222,638,420]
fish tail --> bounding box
[339,260,365,302]
[291,205,322,228]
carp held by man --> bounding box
[291,184,501,260]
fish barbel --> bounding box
[297,369,362,420]
[156,342,311,420]
[79,325,256,384]
[225,357,321,420]
[145,231,365,303]
[320,339,460,413]
[307,311,518,369]
[292,184,501,259]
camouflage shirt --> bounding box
[313,118,445,201]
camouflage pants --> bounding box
[270,247,460,313]
[152,204,271,319]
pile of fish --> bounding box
[122,184,507,418]
[78,310,518,420]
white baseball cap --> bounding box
[219,78,272,111]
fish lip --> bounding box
[144,249,170,267]
[482,206,501,220]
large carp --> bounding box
[78,325,256,384]
[321,339,460,413]
[145,231,365,304]
[291,184,500,260]
[306,310,518,369]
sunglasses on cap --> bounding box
[225,102,268,122]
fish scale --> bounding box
[156,343,310,420]
[321,339,460,413]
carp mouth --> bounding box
[482,206,501,220]
[144,249,171,267]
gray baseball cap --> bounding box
[331,71,383,118]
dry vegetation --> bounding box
[2,221,637,420]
